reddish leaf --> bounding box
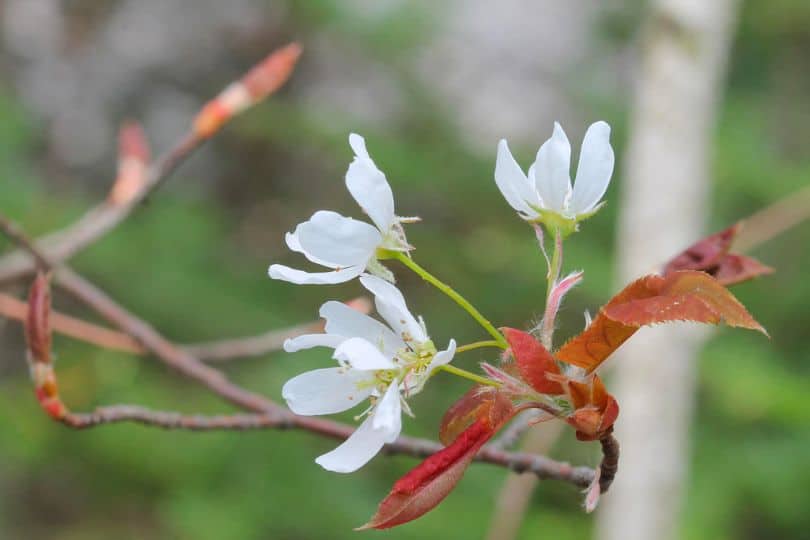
[566,379,592,410]
[663,223,739,274]
[359,419,496,530]
[607,270,766,334]
[663,223,773,286]
[25,273,52,365]
[502,328,564,395]
[599,396,620,433]
[439,386,513,446]
[556,271,765,372]
[562,374,620,441]
[714,254,774,286]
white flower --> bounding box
[495,121,615,222]
[281,275,456,473]
[268,134,412,285]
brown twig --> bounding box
[1,213,596,487]
[60,405,282,431]
[0,292,327,360]
[598,429,620,494]
[184,321,322,362]
[0,43,303,285]
[734,184,810,253]
[0,133,202,284]
[0,291,145,354]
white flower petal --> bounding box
[268,264,363,285]
[320,301,405,355]
[533,122,572,213]
[333,337,397,371]
[494,140,540,218]
[371,382,402,437]
[315,412,400,473]
[295,210,381,268]
[283,333,345,352]
[285,231,332,267]
[569,121,614,215]
[427,339,457,374]
[346,133,396,232]
[359,275,426,343]
[282,367,373,416]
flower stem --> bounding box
[540,227,564,349]
[438,364,501,388]
[455,340,503,354]
[393,252,507,348]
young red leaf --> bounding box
[663,223,739,274]
[605,270,766,334]
[439,386,513,445]
[663,222,773,286]
[556,271,765,372]
[561,374,620,441]
[358,419,495,530]
[502,327,564,395]
[713,254,774,286]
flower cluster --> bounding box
[282,275,455,472]
[268,123,766,530]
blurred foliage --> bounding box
[1,1,808,539]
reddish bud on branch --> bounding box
[108,122,151,206]
[24,273,68,420]
[193,42,302,138]
[25,272,52,365]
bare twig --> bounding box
[0,292,327,360]
[61,406,281,431]
[598,430,620,494]
[488,409,546,450]
[0,133,202,284]
[184,321,322,361]
[0,291,144,354]
[0,43,303,285]
[734,184,810,253]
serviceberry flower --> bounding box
[281,275,456,472]
[495,121,615,228]
[268,134,414,285]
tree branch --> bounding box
[0,292,329,361]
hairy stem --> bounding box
[540,227,563,349]
[437,364,501,388]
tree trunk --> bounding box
[596,1,740,539]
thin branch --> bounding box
[184,321,322,361]
[598,430,620,494]
[734,183,810,253]
[0,291,145,354]
[60,405,280,431]
[488,409,547,450]
[0,133,202,284]
[0,43,303,285]
[1,213,595,488]
[0,292,325,361]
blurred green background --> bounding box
[0,1,808,539]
